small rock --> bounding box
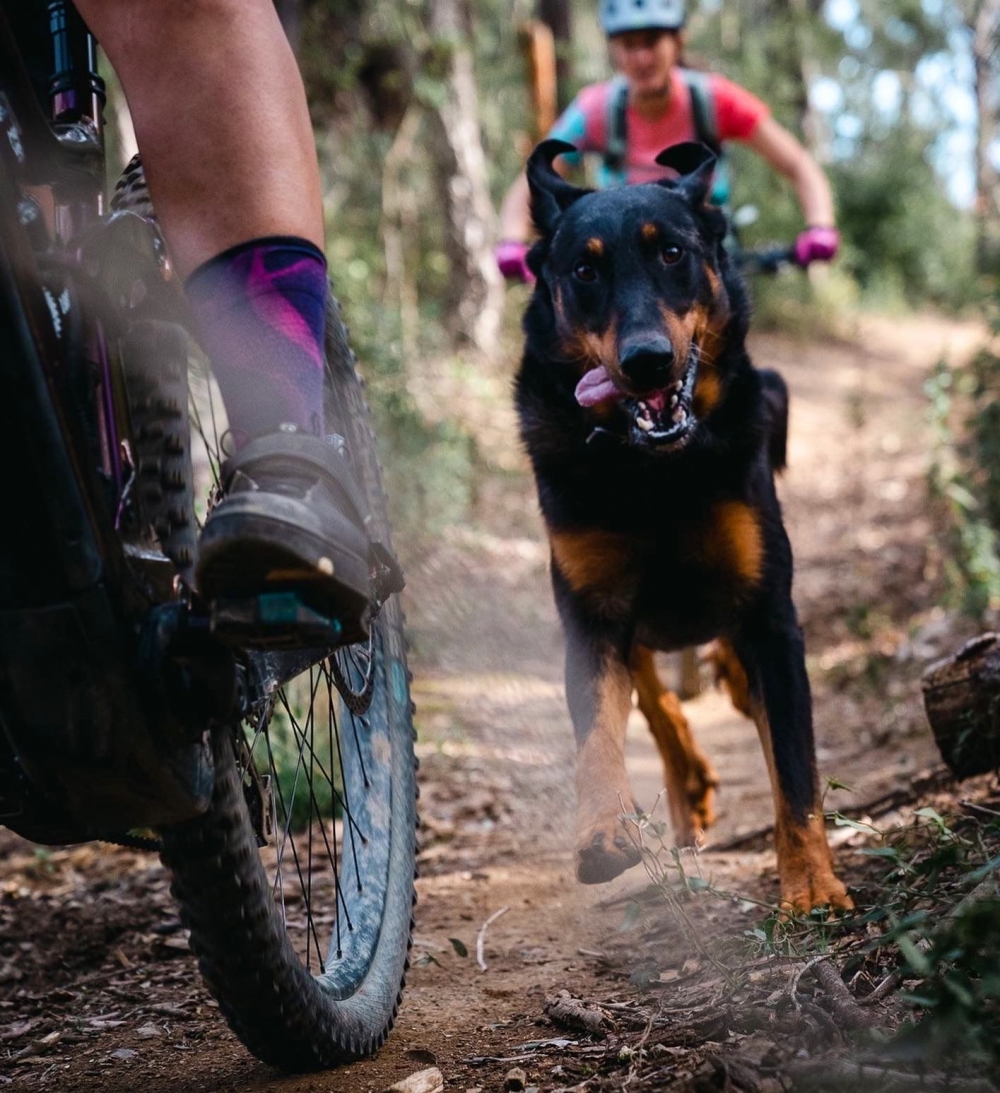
[135,1024,161,1040]
[385,1066,444,1093]
[109,1048,137,1062]
[505,1067,528,1092]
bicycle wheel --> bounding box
[159,298,418,1071]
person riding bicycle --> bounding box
[496,0,839,281]
[23,0,382,640]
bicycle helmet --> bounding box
[599,0,687,35]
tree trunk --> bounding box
[520,20,558,139]
[426,0,503,356]
[972,0,1000,273]
[922,632,1000,779]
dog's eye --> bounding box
[662,246,683,265]
[573,263,598,283]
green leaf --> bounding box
[826,777,855,793]
[618,900,641,934]
[832,813,881,834]
[449,938,468,958]
[913,807,951,835]
[896,933,932,977]
[965,853,1000,885]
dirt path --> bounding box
[0,312,986,1092]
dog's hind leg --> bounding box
[631,645,718,846]
[759,369,789,473]
[733,617,853,914]
[705,638,753,718]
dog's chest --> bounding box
[548,497,764,634]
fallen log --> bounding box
[922,632,1000,779]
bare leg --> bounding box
[73,0,323,278]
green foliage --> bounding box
[927,291,1000,615]
[895,899,1000,1068]
[831,132,979,309]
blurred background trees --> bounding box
[269,0,999,556]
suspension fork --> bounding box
[44,2,127,497]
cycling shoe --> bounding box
[195,428,372,648]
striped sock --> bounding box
[185,236,327,444]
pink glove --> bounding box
[794,226,840,267]
[495,240,535,283]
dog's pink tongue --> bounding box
[575,366,619,407]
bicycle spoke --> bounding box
[263,723,326,966]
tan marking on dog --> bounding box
[557,322,620,421]
[549,528,635,597]
[692,500,765,588]
[749,700,853,913]
[641,222,658,243]
[631,646,718,845]
[705,639,753,718]
[693,369,722,417]
[585,237,605,256]
[658,301,699,369]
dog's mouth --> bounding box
[575,353,699,451]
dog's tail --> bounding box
[759,369,788,474]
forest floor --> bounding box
[3,309,999,1093]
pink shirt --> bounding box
[552,69,770,184]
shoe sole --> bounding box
[197,507,371,648]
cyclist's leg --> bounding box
[75,0,328,441]
[73,0,373,631]
[74,0,322,276]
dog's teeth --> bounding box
[669,394,678,408]
[636,417,654,432]
[672,407,687,424]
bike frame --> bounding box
[0,4,314,844]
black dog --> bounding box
[514,139,850,913]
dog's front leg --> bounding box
[558,588,640,884]
[734,618,853,914]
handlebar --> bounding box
[733,245,797,275]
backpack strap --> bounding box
[680,69,720,154]
[680,69,732,210]
[603,74,630,176]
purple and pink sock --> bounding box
[185,235,328,445]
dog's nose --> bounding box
[619,336,675,390]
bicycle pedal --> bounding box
[210,592,343,650]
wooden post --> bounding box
[518,20,558,141]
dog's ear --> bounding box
[527,139,589,236]
[654,141,717,208]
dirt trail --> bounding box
[0,311,986,1092]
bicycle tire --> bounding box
[121,318,198,581]
[159,299,418,1071]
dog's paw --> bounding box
[686,763,719,831]
[780,871,854,916]
[668,762,719,846]
[576,823,642,884]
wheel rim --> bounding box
[236,621,394,991]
